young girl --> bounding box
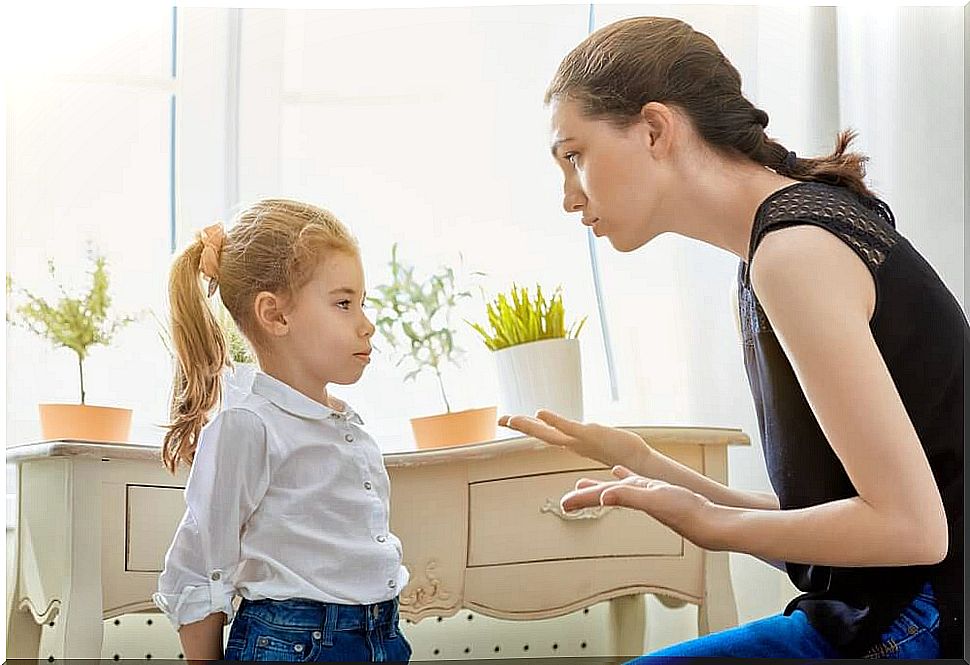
[500,16,964,660]
[152,199,412,662]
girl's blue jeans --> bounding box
[629,582,939,660]
[224,596,412,662]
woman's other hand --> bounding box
[566,465,718,549]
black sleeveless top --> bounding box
[738,181,965,657]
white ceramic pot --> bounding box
[493,338,583,421]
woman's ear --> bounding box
[253,291,289,337]
[638,101,677,157]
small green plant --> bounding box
[367,243,478,414]
[468,283,587,351]
[6,250,138,404]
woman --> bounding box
[500,16,964,659]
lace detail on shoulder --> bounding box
[738,183,900,341]
[746,183,899,281]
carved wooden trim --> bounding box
[18,596,60,625]
[399,561,453,611]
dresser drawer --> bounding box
[467,469,682,567]
[126,485,186,572]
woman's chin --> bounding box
[608,234,647,253]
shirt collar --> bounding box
[251,371,364,425]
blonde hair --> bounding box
[163,198,359,473]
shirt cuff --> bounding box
[153,576,236,630]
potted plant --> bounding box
[6,250,138,442]
[367,243,496,449]
[469,283,587,421]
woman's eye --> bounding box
[337,300,351,309]
[565,152,578,165]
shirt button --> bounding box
[312,631,322,640]
[376,535,386,543]
[363,481,373,490]
[388,579,396,589]
[210,571,221,581]
[345,434,354,443]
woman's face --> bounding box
[549,97,672,252]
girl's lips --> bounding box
[354,354,371,364]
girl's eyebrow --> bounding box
[328,287,360,297]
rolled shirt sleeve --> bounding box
[153,407,270,630]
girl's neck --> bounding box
[255,354,338,411]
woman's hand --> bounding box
[564,465,720,550]
[497,409,650,469]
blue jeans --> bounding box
[224,596,412,662]
[629,583,939,660]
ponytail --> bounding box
[757,127,876,201]
[162,236,228,473]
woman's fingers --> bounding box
[600,484,649,509]
[498,413,573,447]
[535,409,585,436]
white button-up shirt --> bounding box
[152,371,409,630]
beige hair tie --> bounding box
[199,223,226,297]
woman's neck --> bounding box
[663,156,799,262]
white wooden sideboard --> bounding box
[6,426,748,659]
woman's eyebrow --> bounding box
[550,137,575,158]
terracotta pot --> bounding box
[38,403,133,443]
[409,406,498,449]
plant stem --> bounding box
[434,367,451,413]
[78,354,86,405]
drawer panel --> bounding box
[467,469,682,567]
[126,485,186,572]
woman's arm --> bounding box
[631,439,780,511]
[720,225,947,565]
[179,612,227,661]
[565,226,947,567]
[500,412,779,511]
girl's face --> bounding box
[284,250,375,386]
[549,98,673,252]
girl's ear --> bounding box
[638,101,677,157]
[253,291,289,337]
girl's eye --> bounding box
[565,152,578,165]
[337,300,351,309]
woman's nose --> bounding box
[562,183,586,214]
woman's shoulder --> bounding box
[746,181,901,286]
